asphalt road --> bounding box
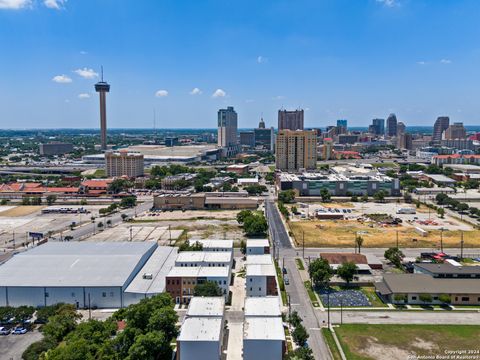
[0,329,43,360]
[266,200,332,360]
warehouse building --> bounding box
[0,242,159,308]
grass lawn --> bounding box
[274,260,288,306]
[321,328,343,360]
[288,219,480,248]
[304,281,320,307]
[335,324,480,360]
[359,287,388,307]
[295,258,305,270]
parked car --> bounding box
[0,327,10,335]
[284,276,290,285]
[11,327,27,335]
[282,267,287,274]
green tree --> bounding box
[243,213,268,237]
[419,293,432,304]
[127,330,172,360]
[240,240,246,255]
[384,247,404,268]
[108,179,132,194]
[373,190,386,202]
[278,190,296,204]
[336,262,357,284]
[355,235,364,254]
[146,307,178,339]
[46,194,57,206]
[288,311,302,328]
[244,184,267,195]
[120,196,137,208]
[42,308,81,342]
[292,323,309,347]
[22,337,57,360]
[438,294,451,305]
[194,281,223,297]
[320,188,331,202]
[361,194,369,202]
[394,294,407,303]
[286,347,315,360]
[308,258,333,288]
[437,207,445,218]
[178,240,203,252]
[236,210,253,224]
[351,195,358,202]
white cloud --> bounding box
[417,61,427,65]
[190,87,202,95]
[74,67,98,79]
[212,89,226,98]
[376,0,398,7]
[78,93,90,99]
[0,0,31,9]
[440,59,452,64]
[257,55,268,64]
[245,99,255,103]
[155,89,168,97]
[273,95,286,100]
[43,0,65,9]
[52,74,72,83]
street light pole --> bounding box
[302,230,305,259]
[460,231,464,260]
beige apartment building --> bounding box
[105,151,144,178]
[275,130,317,171]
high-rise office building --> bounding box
[105,151,144,178]
[397,122,406,136]
[433,116,450,142]
[444,122,467,140]
[386,114,398,137]
[371,118,385,136]
[94,69,110,151]
[275,130,317,171]
[239,131,255,147]
[217,106,239,156]
[397,133,413,150]
[278,109,304,131]
[336,119,348,134]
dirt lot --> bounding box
[289,219,480,248]
[336,324,480,360]
[0,206,45,217]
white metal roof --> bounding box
[178,317,222,342]
[175,251,232,263]
[187,297,225,317]
[244,297,281,317]
[0,242,156,288]
[245,255,273,265]
[196,239,234,249]
[246,239,269,248]
[167,266,230,278]
[246,264,276,277]
[243,317,285,340]
[124,246,178,294]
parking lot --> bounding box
[0,328,43,360]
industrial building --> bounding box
[39,142,73,156]
[246,263,278,297]
[105,150,144,178]
[153,192,259,210]
[0,242,179,308]
[246,239,270,255]
[278,168,400,197]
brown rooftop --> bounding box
[319,252,368,265]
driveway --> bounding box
[0,329,43,360]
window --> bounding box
[45,292,49,298]
[250,287,252,291]
[259,288,261,291]
[250,278,252,282]
[461,297,470,302]
[411,296,417,300]
[102,292,107,297]
[167,280,170,285]
[71,292,75,297]
[224,280,226,285]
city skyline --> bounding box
[1,0,480,128]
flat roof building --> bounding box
[177,317,223,360]
[175,251,233,268]
[245,254,273,266]
[246,239,270,255]
[0,242,158,308]
[244,296,281,317]
[243,317,285,360]
[105,150,144,178]
[39,142,73,156]
[246,264,278,297]
[186,297,225,318]
[196,239,234,253]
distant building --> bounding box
[105,151,144,178]
[275,130,317,171]
[338,134,359,145]
[254,119,275,152]
[165,137,179,147]
[39,142,73,156]
[278,109,304,131]
[217,106,239,157]
[433,116,450,143]
[322,138,333,160]
[371,118,385,136]
[153,192,259,210]
[444,122,467,140]
[386,114,398,137]
[432,154,480,166]
[396,122,406,136]
[239,131,255,147]
[336,119,347,134]
[441,139,477,151]
[397,133,413,150]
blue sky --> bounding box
[1,0,480,129]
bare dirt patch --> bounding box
[0,206,44,217]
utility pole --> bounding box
[130,226,133,241]
[88,293,91,320]
[340,298,343,325]
[396,230,399,249]
[302,231,305,259]
[460,231,464,260]
[327,289,330,328]
[440,228,444,253]
[12,231,15,250]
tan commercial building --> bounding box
[105,151,144,178]
[153,192,259,210]
[444,122,467,140]
[275,130,317,171]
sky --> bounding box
[1,0,480,129]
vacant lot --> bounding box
[289,219,480,248]
[335,324,480,360]
[0,206,44,217]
